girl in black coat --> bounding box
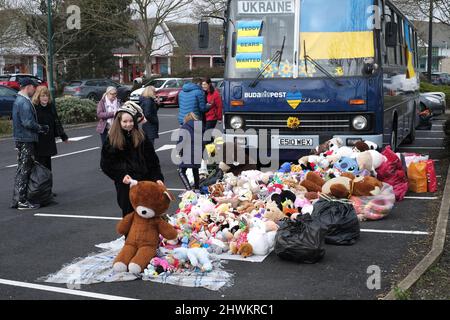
[139,86,159,145]
[32,86,69,171]
[100,102,164,217]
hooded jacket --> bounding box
[178,83,208,125]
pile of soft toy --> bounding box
[154,138,402,267]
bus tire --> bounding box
[390,121,398,152]
[404,105,417,144]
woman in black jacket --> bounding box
[32,86,69,171]
[100,101,164,217]
[139,85,159,145]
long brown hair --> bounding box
[32,86,52,106]
[108,112,145,150]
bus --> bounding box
[199,0,419,163]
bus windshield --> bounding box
[225,0,376,79]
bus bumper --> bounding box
[224,133,383,149]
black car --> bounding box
[0,85,18,118]
[63,79,132,102]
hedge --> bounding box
[55,97,97,124]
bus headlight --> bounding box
[230,116,244,129]
[352,116,368,130]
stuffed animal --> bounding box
[247,218,276,256]
[333,157,361,175]
[321,176,353,199]
[263,200,286,222]
[353,141,370,153]
[352,176,383,197]
[300,171,325,193]
[321,174,383,198]
[113,176,178,274]
[172,247,213,272]
[208,183,225,197]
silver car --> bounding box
[63,79,132,102]
[420,92,446,115]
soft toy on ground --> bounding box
[321,173,383,199]
[263,200,286,222]
[172,247,213,272]
[113,176,178,274]
[300,171,325,193]
[333,156,360,175]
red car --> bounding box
[155,87,183,107]
[0,74,47,91]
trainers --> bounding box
[17,201,40,210]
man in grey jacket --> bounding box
[11,78,49,210]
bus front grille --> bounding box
[226,113,373,132]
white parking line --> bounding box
[155,144,176,152]
[35,213,121,220]
[399,147,445,150]
[159,129,179,135]
[404,196,439,200]
[34,213,429,236]
[5,147,100,168]
[360,229,429,235]
[0,278,137,300]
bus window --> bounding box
[384,5,397,65]
[397,14,405,67]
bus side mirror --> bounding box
[198,22,209,49]
[385,22,398,47]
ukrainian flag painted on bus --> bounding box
[404,21,416,79]
[299,0,375,60]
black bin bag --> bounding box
[27,161,53,206]
[274,214,326,264]
[311,195,360,245]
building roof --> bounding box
[167,22,223,55]
[413,20,450,47]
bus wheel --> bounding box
[404,108,416,144]
[390,125,398,151]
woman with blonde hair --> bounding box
[32,85,68,172]
[100,101,164,217]
[96,86,121,145]
[139,85,159,145]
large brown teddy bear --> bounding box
[113,175,178,274]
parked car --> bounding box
[0,74,47,91]
[431,72,450,85]
[130,78,183,105]
[0,85,18,118]
[420,92,446,115]
[63,79,132,102]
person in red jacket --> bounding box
[202,78,223,131]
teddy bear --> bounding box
[208,182,225,197]
[113,176,178,274]
[263,200,286,222]
[300,171,325,193]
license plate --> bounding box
[272,135,319,149]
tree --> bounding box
[394,0,450,26]
[1,0,133,88]
[132,0,191,76]
[191,0,227,21]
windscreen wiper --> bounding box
[249,36,286,88]
[303,40,342,86]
